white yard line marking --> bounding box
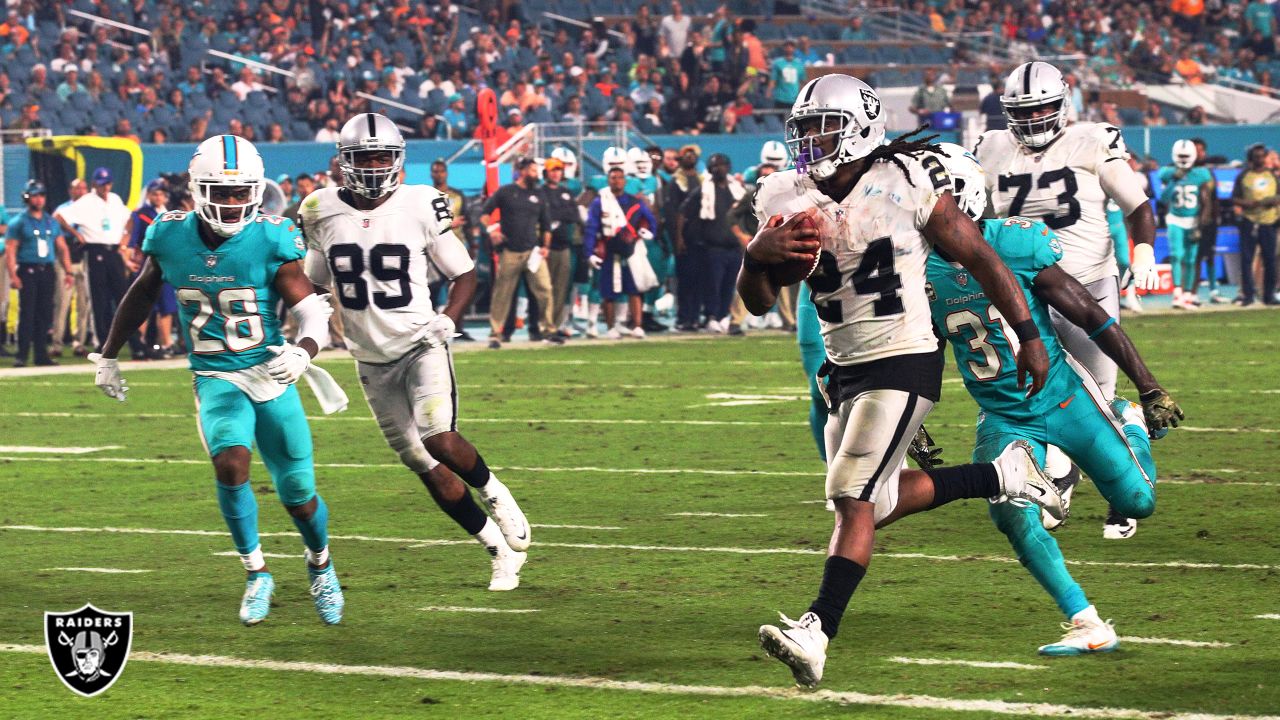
[1119,636,1232,648]
[668,512,770,518]
[213,551,301,559]
[419,606,540,614]
[1,380,812,393]
[888,657,1045,671]
[532,524,623,530]
[3,455,1268,487]
[0,445,122,454]
[1254,614,1280,620]
[0,643,1270,720]
[44,567,152,574]
[5,525,1273,572]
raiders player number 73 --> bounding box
[301,113,533,592]
[976,61,1159,540]
[738,74,1063,689]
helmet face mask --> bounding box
[786,74,885,181]
[338,113,406,200]
[1002,62,1069,149]
[188,135,265,237]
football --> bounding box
[766,213,821,286]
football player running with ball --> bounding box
[88,135,345,626]
[739,74,1064,689]
[976,61,1160,540]
[928,144,1183,655]
[300,113,532,592]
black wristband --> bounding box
[742,253,768,275]
[1012,319,1041,343]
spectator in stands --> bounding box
[794,36,821,65]
[418,114,444,139]
[678,153,743,335]
[1142,100,1167,126]
[1175,46,1205,84]
[1101,102,1125,127]
[265,122,286,143]
[187,116,209,143]
[6,180,73,367]
[665,72,699,134]
[178,66,205,96]
[741,20,767,74]
[660,1,692,60]
[7,102,41,142]
[680,30,709,89]
[1185,105,1208,124]
[443,94,471,136]
[114,118,140,145]
[482,157,560,349]
[770,41,806,110]
[315,117,341,143]
[55,68,82,102]
[1245,0,1276,55]
[696,75,729,134]
[910,68,951,121]
[980,78,1007,131]
[562,95,587,125]
[841,16,869,41]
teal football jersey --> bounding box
[1157,166,1212,218]
[143,211,305,372]
[587,174,642,195]
[926,217,1077,420]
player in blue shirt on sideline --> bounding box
[926,144,1184,655]
[87,135,346,627]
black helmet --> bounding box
[22,179,46,203]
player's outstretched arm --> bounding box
[1032,264,1184,432]
[925,193,1048,395]
[99,257,164,359]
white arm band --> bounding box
[290,293,331,351]
[1131,242,1154,266]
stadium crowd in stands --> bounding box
[5,0,1280,144]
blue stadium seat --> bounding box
[68,92,94,112]
[291,120,313,141]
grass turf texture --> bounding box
[1,310,1278,719]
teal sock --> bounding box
[289,494,330,553]
[989,502,1090,618]
[216,481,260,555]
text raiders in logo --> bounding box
[860,88,881,120]
[44,603,133,697]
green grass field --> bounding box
[1,310,1278,719]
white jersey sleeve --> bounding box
[421,185,475,279]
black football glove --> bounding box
[1139,388,1184,436]
[907,425,944,470]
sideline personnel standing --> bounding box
[5,180,73,366]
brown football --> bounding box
[766,214,821,286]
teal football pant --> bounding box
[1166,223,1199,291]
[972,372,1156,618]
[195,377,317,506]
[796,284,826,461]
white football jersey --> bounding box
[300,184,475,364]
[976,122,1146,285]
[754,159,945,366]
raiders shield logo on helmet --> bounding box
[44,604,132,697]
[860,89,881,120]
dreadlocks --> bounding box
[863,125,943,187]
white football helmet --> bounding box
[786,74,886,180]
[932,142,986,222]
[760,139,787,168]
[188,134,265,237]
[338,112,406,200]
[550,146,578,179]
[1001,62,1069,149]
[1172,139,1197,169]
[626,147,652,177]
[602,146,627,174]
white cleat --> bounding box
[1038,610,1119,656]
[629,326,646,339]
[1103,509,1137,539]
[1123,287,1143,313]
[1041,464,1080,532]
[758,611,828,688]
[480,477,531,551]
[488,548,528,591]
[994,440,1066,523]
[605,326,623,340]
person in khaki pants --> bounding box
[51,179,93,355]
[481,157,562,348]
[541,157,580,338]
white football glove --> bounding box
[638,228,654,241]
[87,352,128,402]
[411,313,457,348]
[588,254,604,270]
[265,344,311,385]
[1130,242,1161,291]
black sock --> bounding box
[419,474,488,534]
[456,454,491,489]
[926,463,1000,508]
[807,556,867,639]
